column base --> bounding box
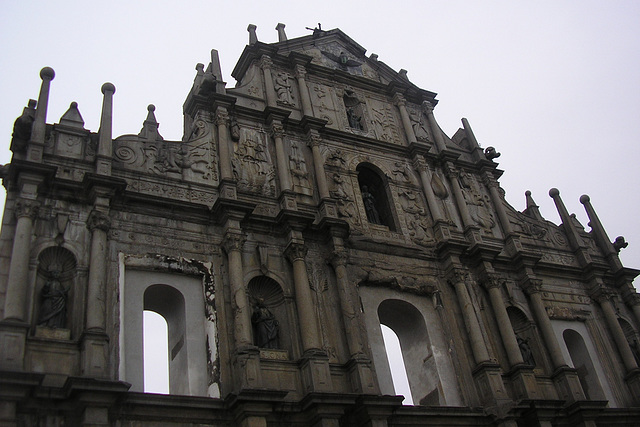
[552,365,586,403]
[472,362,513,415]
[507,364,541,400]
[624,368,640,405]
[0,320,29,371]
[80,330,109,379]
[300,351,332,393]
[345,356,378,394]
[234,347,262,390]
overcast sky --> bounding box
[2,0,639,397]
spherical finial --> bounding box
[525,190,531,197]
[70,101,78,108]
[579,194,590,204]
[40,67,55,80]
[549,188,560,197]
[147,104,156,112]
[101,82,116,94]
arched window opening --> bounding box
[357,164,396,230]
[143,310,169,393]
[378,299,439,406]
[381,324,413,405]
[563,329,606,400]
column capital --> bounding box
[521,278,543,295]
[481,171,500,189]
[260,55,274,70]
[590,285,617,304]
[306,130,322,148]
[329,249,349,268]
[623,292,640,307]
[87,210,111,232]
[412,155,428,172]
[446,267,469,286]
[481,272,504,290]
[443,161,458,179]
[14,199,39,220]
[392,93,407,107]
[215,108,229,126]
[222,231,246,253]
[270,121,285,138]
[294,63,307,79]
[285,242,308,263]
[422,100,434,113]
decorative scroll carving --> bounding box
[460,171,495,234]
[330,173,361,229]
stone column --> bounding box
[270,121,292,192]
[294,64,313,117]
[393,93,416,146]
[222,232,253,350]
[96,83,115,176]
[307,131,330,199]
[260,56,278,108]
[422,101,447,152]
[483,276,524,367]
[216,107,233,181]
[285,242,322,353]
[85,210,111,331]
[594,289,639,372]
[413,157,444,223]
[449,270,490,364]
[3,200,39,321]
[624,293,640,330]
[444,162,473,228]
[330,250,364,357]
[27,67,55,162]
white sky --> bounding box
[2,0,639,398]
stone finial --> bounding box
[399,69,408,80]
[138,104,163,141]
[27,67,56,162]
[59,102,85,129]
[96,82,116,175]
[523,190,544,221]
[276,23,287,42]
[613,236,628,253]
[370,53,379,61]
[247,24,258,45]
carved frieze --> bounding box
[126,179,215,205]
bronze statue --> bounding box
[361,185,382,225]
[517,336,535,366]
[252,299,279,349]
[37,269,67,329]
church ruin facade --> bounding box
[1,25,639,426]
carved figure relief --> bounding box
[370,105,396,142]
[232,127,275,196]
[274,72,295,106]
[330,173,361,229]
[409,108,430,141]
[288,143,312,195]
[407,213,435,246]
[460,171,495,234]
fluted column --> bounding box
[484,275,524,367]
[393,93,416,146]
[222,232,253,350]
[285,242,322,353]
[307,131,330,199]
[593,289,639,372]
[260,56,277,108]
[3,200,39,321]
[27,67,55,162]
[215,107,233,181]
[422,101,447,152]
[330,249,365,357]
[294,64,313,117]
[449,270,491,364]
[444,162,473,228]
[96,83,116,176]
[85,210,111,331]
[413,157,444,222]
[270,121,292,192]
[522,280,567,369]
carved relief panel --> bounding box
[232,126,276,196]
[287,140,313,196]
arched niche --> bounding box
[359,286,462,407]
[507,306,543,369]
[356,163,397,230]
[247,276,291,355]
[33,246,77,338]
[121,269,208,396]
[563,329,606,401]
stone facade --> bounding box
[1,25,640,427]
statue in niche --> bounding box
[517,336,536,366]
[361,185,382,224]
[252,298,279,349]
[37,268,67,329]
[274,72,294,105]
[344,90,365,131]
